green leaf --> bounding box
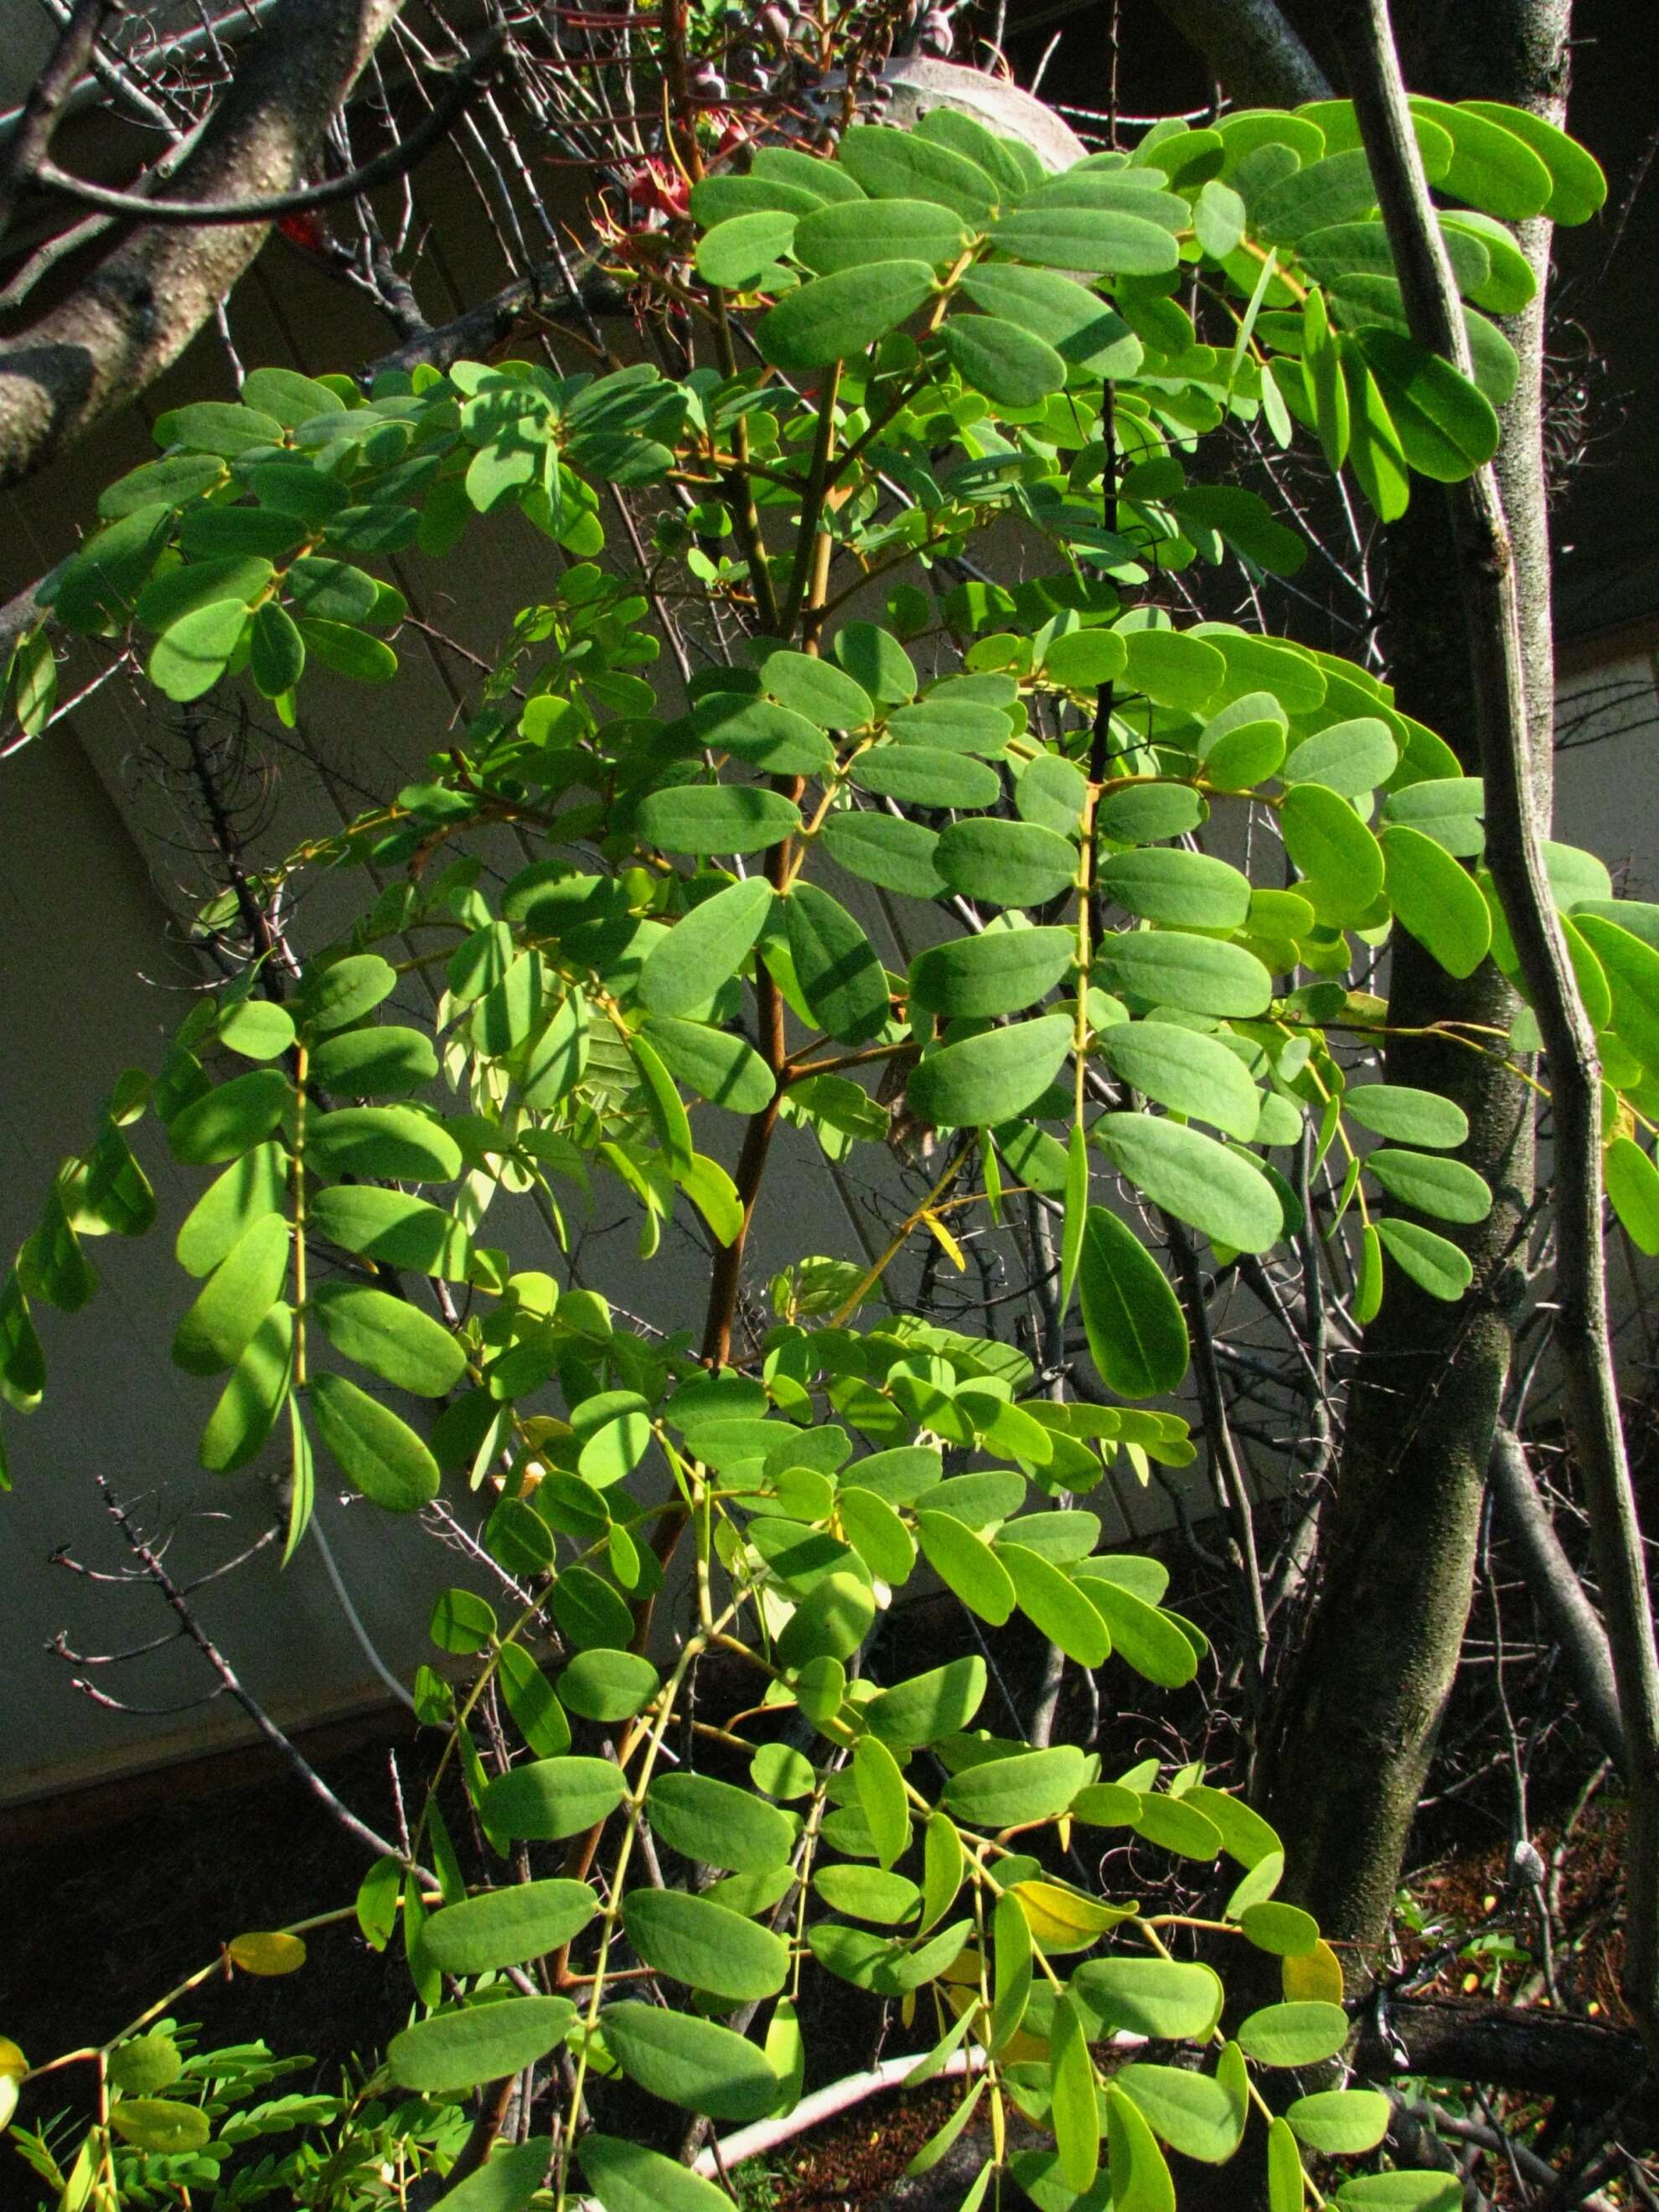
[1332,2178,1461,2209]
[106,2034,183,2096]
[1579,914,1659,1075]
[1343,1083,1469,1149]
[1077,1571,1199,1687]
[855,1734,912,1869]
[296,617,398,682]
[999,1543,1109,1666]
[641,883,770,1017]
[836,126,999,221]
[1355,330,1500,480]
[1407,96,1552,219]
[1607,1136,1659,1255]
[623,1889,789,2001]
[216,998,296,1062]
[839,1485,917,1584]
[482,1755,627,1842]
[1283,717,1398,796]
[762,649,874,731]
[696,210,798,288]
[1042,632,1129,690]
[959,264,1140,375]
[308,1371,439,1509]
[989,1889,1033,2054]
[866,1656,986,1749]
[1287,2088,1392,2155]
[1096,933,1273,1018]
[108,2100,212,2154]
[1072,1956,1221,2041]
[1239,1899,1320,1956]
[299,953,397,1031]
[643,1016,774,1114]
[1376,1217,1474,1301]
[1093,1114,1282,1253]
[1268,2116,1305,2212]
[1166,487,1306,577]
[432,2139,554,2212]
[601,2003,780,2122]
[943,315,1067,406]
[1098,783,1208,844]
[689,691,834,775]
[638,784,801,856]
[820,811,942,899]
[172,1213,290,1376]
[908,1016,1073,1129]
[497,1645,571,1759]
[308,1106,463,1182]
[934,819,1079,907]
[1238,2000,1349,2068]
[420,1882,598,1975]
[555,1650,659,1728]
[794,198,968,275]
[1460,102,1606,224]
[757,261,938,371]
[1119,628,1227,711]
[1096,1021,1260,1140]
[778,1568,876,1668]
[1382,824,1492,977]
[832,621,917,705]
[1098,850,1252,930]
[1105,2082,1176,2212]
[1340,343,1411,520]
[1302,287,1351,469]
[910,927,1074,1019]
[1281,782,1387,927]
[308,1186,473,1279]
[991,204,1179,276]
[690,174,824,225]
[550,1564,633,1650]
[1253,148,1379,243]
[942,1744,1085,1829]
[309,1025,438,1098]
[1051,1994,1101,2191]
[1118,2065,1243,2163]
[310,1282,467,1395]
[156,398,285,454]
[386,1997,575,2091]
[645,1772,797,1873]
[915,1510,1016,1625]
[249,602,305,698]
[852,744,1000,809]
[581,2135,736,2212]
[1078,1207,1187,1399]
[783,882,891,1044]
[168,1068,290,1165]
[199,1305,293,1471]
[1366,1148,1491,1224]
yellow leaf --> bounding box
[1010,1879,1132,1952]
[228,1931,308,1977]
[0,2038,26,2080]
[1282,1937,1343,2003]
[919,1209,967,1272]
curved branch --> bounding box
[0,0,406,491]
[1152,0,1332,105]
[32,34,499,227]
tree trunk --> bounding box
[0,0,404,488]
[1256,0,1570,1975]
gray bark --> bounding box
[1151,0,1333,106]
[0,0,404,490]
